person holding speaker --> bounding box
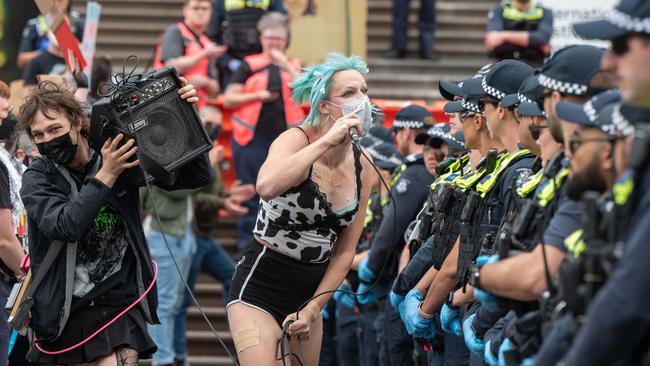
[223,11,306,254]
[226,53,375,365]
[17,79,212,366]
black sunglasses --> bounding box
[611,34,631,56]
[568,137,616,155]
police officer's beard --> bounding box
[565,156,608,201]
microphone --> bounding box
[349,127,361,144]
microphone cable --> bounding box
[277,137,403,366]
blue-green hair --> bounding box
[291,52,369,126]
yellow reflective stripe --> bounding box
[36,15,49,35]
[363,198,374,227]
[537,167,570,208]
[477,149,532,197]
[225,0,270,10]
[456,167,487,191]
[502,4,544,21]
[516,169,544,198]
[389,164,407,189]
[613,177,634,206]
[564,229,585,257]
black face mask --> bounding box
[205,124,222,141]
[0,113,18,140]
[36,132,78,165]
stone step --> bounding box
[187,330,236,357]
[367,57,490,75]
[370,87,441,102]
[193,281,226,308]
[186,306,229,331]
[367,40,487,58]
[368,0,495,16]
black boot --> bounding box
[384,49,407,59]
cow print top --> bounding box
[254,128,363,263]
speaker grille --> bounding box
[120,89,207,169]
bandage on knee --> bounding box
[233,319,261,353]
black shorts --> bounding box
[228,239,329,326]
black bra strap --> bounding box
[295,126,311,144]
[294,126,314,178]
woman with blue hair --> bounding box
[227,53,376,365]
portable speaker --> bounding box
[89,67,211,186]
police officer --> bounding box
[469,45,618,308]
[485,0,553,67]
[521,90,629,365]
[332,137,401,366]
[464,47,619,364]
[355,104,436,366]
[17,0,84,70]
[385,0,436,59]
[552,1,650,363]
[207,0,286,88]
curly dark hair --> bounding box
[19,81,89,139]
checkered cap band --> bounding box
[537,74,589,95]
[482,77,506,99]
[393,120,424,129]
[583,99,598,123]
[606,8,650,34]
[367,146,403,166]
[462,98,482,113]
[517,93,533,104]
[611,104,636,137]
[428,129,465,149]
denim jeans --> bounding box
[0,281,11,365]
[173,235,235,360]
[146,227,195,366]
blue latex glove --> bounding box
[497,338,514,366]
[476,255,499,266]
[389,290,405,311]
[520,358,534,366]
[485,340,499,366]
[333,283,356,309]
[402,289,435,338]
[322,307,330,320]
[463,314,485,357]
[357,256,376,283]
[474,288,499,312]
[440,303,462,337]
[356,282,380,305]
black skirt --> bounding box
[27,302,156,364]
[228,239,329,326]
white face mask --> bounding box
[328,96,373,135]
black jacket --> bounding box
[366,155,434,278]
[20,150,212,341]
